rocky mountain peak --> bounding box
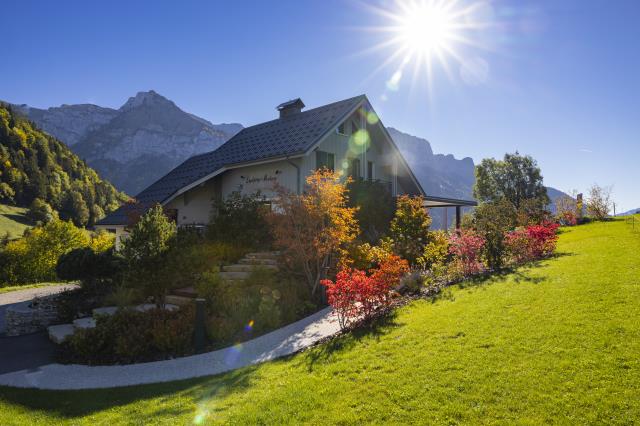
[119,90,175,112]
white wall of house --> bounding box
[164,178,219,227]
[220,159,299,200]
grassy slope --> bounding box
[0,204,32,240]
[0,219,638,425]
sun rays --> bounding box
[355,0,496,99]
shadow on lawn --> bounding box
[303,309,401,372]
[456,251,575,290]
[0,364,262,420]
[0,213,33,226]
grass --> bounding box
[0,282,71,294]
[0,203,32,240]
[0,219,638,424]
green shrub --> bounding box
[347,179,395,243]
[56,247,122,285]
[389,195,433,266]
[418,230,450,270]
[207,190,272,250]
[469,200,516,270]
[121,204,176,306]
[59,306,195,365]
[103,285,141,308]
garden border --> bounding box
[0,307,337,390]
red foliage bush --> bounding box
[504,228,531,264]
[321,255,409,329]
[526,222,559,257]
[557,210,578,226]
[448,229,485,277]
[505,221,559,263]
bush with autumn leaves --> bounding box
[299,172,561,329]
[321,255,409,329]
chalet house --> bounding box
[96,95,475,246]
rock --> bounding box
[92,306,119,317]
[73,317,96,330]
[134,303,179,312]
[48,324,75,344]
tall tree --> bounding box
[586,184,612,220]
[474,152,549,218]
[121,204,176,307]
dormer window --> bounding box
[337,123,346,135]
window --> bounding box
[316,150,335,171]
[350,158,361,179]
[367,161,374,180]
[337,123,345,135]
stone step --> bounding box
[165,295,193,306]
[73,317,96,330]
[245,252,280,260]
[239,258,277,266]
[221,264,277,272]
[218,271,251,281]
[92,306,118,318]
[48,324,75,344]
[135,303,179,312]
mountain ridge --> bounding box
[11,91,242,195]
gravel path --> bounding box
[0,307,340,390]
[0,284,78,335]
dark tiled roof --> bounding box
[97,95,366,225]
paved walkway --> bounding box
[0,307,339,390]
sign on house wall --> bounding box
[239,173,281,193]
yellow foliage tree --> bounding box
[0,218,89,284]
[267,169,359,295]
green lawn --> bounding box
[1,219,639,424]
[0,282,71,294]
[0,204,32,240]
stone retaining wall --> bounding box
[5,296,59,336]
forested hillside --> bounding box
[0,104,127,226]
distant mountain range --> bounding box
[616,208,640,216]
[9,91,569,229]
[12,91,242,195]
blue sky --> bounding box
[1,0,639,211]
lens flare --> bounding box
[224,342,244,366]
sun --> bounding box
[398,2,456,57]
[357,0,493,95]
